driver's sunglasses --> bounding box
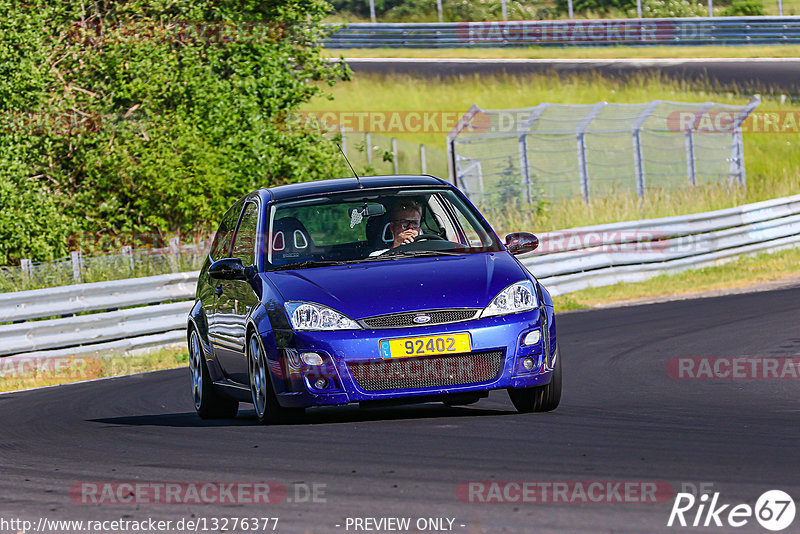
[392,219,421,230]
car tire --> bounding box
[189,328,239,419]
[248,334,305,425]
[508,345,562,413]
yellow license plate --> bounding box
[380,333,471,359]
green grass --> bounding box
[326,45,800,60]
[0,346,188,393]
[551,245,800,312]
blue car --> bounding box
[187,175,560,423]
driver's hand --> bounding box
[400,235,415,245]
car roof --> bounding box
[261,175,451,202]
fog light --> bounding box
[301,352,324,366]
[314,378,328,389]
[522,330,541,346]
[522,357,535,371]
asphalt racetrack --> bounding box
[341,57,800,95]
[2,286,799,533]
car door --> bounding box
[213,199,260,385]
[207,200,244,365]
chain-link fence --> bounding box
[447,97,760,209]
[1,240,208,293]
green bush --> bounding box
[0,0,349,264]
[722,0,765,15]
[637,0,707,17]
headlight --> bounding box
[481,280,538,318]
[285,301,361,331]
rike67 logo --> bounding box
[668,489,795,531]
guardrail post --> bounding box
[71,251,83,283]
[436,0,443,22]
[391,138,399,173]
[420,144,427,174]
[576,102,606,203]
[365,132,372,166]
[632,100,660,198]
[708,0,713,16]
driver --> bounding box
[369,199,423,256]
[388,199,422,248]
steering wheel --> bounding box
[413,233,446,242]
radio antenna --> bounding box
[337,143,363,189]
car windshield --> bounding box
[264,187,503,269]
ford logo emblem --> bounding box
[413,315,432,324]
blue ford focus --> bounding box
[187,175,560,423]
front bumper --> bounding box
[267,308,556,408]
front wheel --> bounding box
[508,345,562,413]
[188,328,239,419]
[248,335,305,424]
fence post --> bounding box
[729,95,760,188]
[71,251,83,282]
[447,104,482,186]
[436,0,443,22]
[631,100,661,198]
[340,126,347,157]
[391,138,399,174]
[567,0,574,18]
[575,102,606,203]
[420,144,427,174]
[501,0,508,20]
[122,245,134,272]
[365,132,372,166]
[169,237,180,273]
[517,103,550,204]
[20,259,32,280]
[636,0,642,17]
[708,0,713,16]
[684,102,714,187]
[685,130,697,186]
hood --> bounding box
[265,252,529,319]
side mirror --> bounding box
[505,232,539,255]
[209,258,247,280]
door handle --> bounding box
[215,284,223,297]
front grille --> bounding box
[348,350,504,392]
[361,308,480,329]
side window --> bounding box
[232,202,259,266]
[209,201,243,260]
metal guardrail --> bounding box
[523,194,800,295]
[325,17,800,47]
[0,272,199,359]
[2,195,799,360]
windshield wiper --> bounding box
[384,249,464,258]
[269,260,349,271]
